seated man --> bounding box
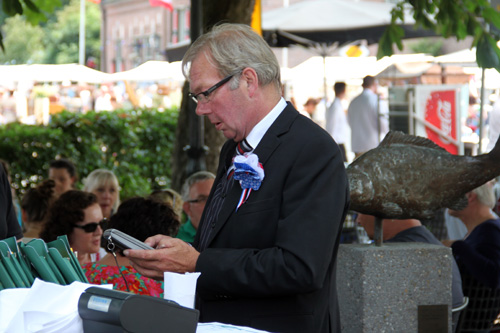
[177,171,215,243]
[48,158,78,196]
[444,181,500,289]
[357,214,464,330]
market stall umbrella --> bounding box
[109,61,184,82]
[263,0,436,104]
[262,0,435,48]
[375,54,436,80]
[22,64,112,83]
[0,65,28,88]
[288,55,383,91]
[434,48,477,67]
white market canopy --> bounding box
[109,61,184,82]
[25,64,112,83]
[434,47,500,90]
[0,63,111,85]
[434,48,477,66]
[288,56,383,83]
[0,61,186,87]
[262,0,435,47]
[375,54,436,79]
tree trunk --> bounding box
[171,0,255,191]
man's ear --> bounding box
[467,191,477,203]
[183,201,191,216]
[241,67,258,96]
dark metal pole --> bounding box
[185,0,207,175]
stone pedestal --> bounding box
[337,243,453,333]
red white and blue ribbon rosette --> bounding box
[233,153,264,211]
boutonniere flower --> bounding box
[233,153,264,211]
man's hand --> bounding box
[124,235,200,280]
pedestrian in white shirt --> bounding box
[326,82,349,162]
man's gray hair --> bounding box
[181,171,216,201]
[473,181,496,209]
[182,23,281,92]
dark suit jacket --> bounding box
[193,103,350,333]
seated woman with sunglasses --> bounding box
[40,190,105,265]
[82,197,180,297]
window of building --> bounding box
[171,7,190,45]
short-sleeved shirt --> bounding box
[176,219,197,243]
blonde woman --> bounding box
[83,169,120,219]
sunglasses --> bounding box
[73,218,108,233]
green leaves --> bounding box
[0,107,179,199]
[23,0,62,25]
[0,0,62,51]
[377,24,405,59]
[2,0,24,16]
[475,32,500,70]
[484,7,500,30]
[379,0,500,71]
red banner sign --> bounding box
[424,90,458,155]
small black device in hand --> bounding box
[103,228,154,251]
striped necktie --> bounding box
[198,139,252,251]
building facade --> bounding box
[100,0,191,73]
[100,0,312,73]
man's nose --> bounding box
[195,103,210,116]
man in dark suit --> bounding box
[126,23,350,333]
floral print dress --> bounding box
[83,263,164,298]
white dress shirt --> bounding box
[325,97,349,145]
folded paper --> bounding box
[164,272,201,309]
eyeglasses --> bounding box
[73,218,108,233]
[188,75,233,104]
[186,195,209,204]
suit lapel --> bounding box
[205,103,299,247]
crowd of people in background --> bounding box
[297,75,500,163]
[0,156,218,297]
[0,81,182,125]
[0,40,499,330]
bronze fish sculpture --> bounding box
[347,131,500,219]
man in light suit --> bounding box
[125,23,350,333]
[347,75,389,158]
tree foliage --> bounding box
[380,0,500,71]
[0,108,178,200]
[43,0,101,65]
[1,0,99,66]
[0,15,44,64]
[0,0,62,50]
[407,37,443,56]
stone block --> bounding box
[337,243,453,333]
